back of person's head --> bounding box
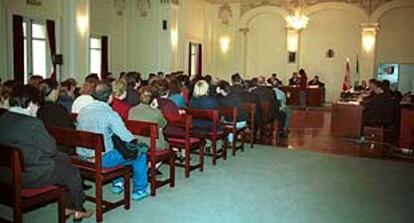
[299,69,306,76]
[60,80,76,99]
[216,80,231,95]
[257,76,266,85]
[204,75,212,83]
[139,86,158,105]
[9,85,41,108]
[126,71,141,87]
[1,80,19,101]
[271,73,277,78]
[92,82,113,102]
[251,78,258,87]
[85,73,100,84]
[193,80,210,97]
[382,80,390,89]
[112,79,128,98]
[169,78,182,95]
[231,73,243,85]
[28,75,44,89]
[40,79,59,102]
[314,75,319,80]
[149,77,170,97]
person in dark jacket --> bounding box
[0,85,93,221]
[251,76,280,122]
[37,79,75,154]
[124,71,141,106]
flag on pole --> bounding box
[342,57,352,92]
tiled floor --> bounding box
[257,108,414,163]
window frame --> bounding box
[88,34,103,78]
[22,18,51,83]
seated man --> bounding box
[216,80,247,142]
[272,83,290,136]
[76,82,149,201]
[288,72,300,86]
[0,85,92,221]
[308,75,325,88]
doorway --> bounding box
[188,43,202,77]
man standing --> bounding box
[298,69,308,110]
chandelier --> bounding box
[286,10,309,30]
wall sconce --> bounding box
[361,24,379,53]
[219,36,230,54]
[171,28,178,48]
[286,29,299,52]
[77,14,89,36]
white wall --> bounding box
[376,7,414,65]
[90,0,126,77]
[0,0,8,80]
[300,8,365,102]
[246,13,286,79]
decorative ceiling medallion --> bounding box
[138,0,151,17]
[218,3,233,25]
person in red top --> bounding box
[111,79,130,120]
[299,69,308,110]
[150,77,185,138]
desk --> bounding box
[331,103,363,138]
[280,86,325,106]
[399,108,414,148]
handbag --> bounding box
[112,135,149,160]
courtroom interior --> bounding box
[0,0,413,223]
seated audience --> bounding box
[150,77,185,138]
[216,80,247,142]
[271,73,283,86]
[189,80,219,131]
[168,78,187,109]
[0,80,19,109]
[28,75,44,89]
[37,79,76,155]
[251,76,280,122]
[382,80,403,103]
[111,79,130,120]
[362,80,398,128]
[72,80,96,113]
[76,82,149,201]
[129,86,168,149]
[288,72,300,86]
[58,79,76,112]
[0,85,93,220]
[308,75,325,88]
[124,72,141,106]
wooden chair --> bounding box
[0,144,66,223]
[125,120,175,196]
[46,126,131,223]
[188,109,227,165]
[167,114,205,178]
[243,103,256,148]
[219,107,246,156]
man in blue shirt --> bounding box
[76,82,148,201]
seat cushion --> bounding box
[22,185,59,198]
[168,137,201,145]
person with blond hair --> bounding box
[189,80,219,131]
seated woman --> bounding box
[0,85,93,221]
[189,80,219,132]
[150,77,185,138]
[168,77,187,109]
[111,79,130,120]
[128,86,168,150]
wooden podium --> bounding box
[399,108,414,148]
[331,103,363,138]
[280,86,325,107]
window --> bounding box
[188,43,202,76]
[89,36,102,76]
[23,20,50,83]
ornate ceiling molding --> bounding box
[209,0,396,16]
